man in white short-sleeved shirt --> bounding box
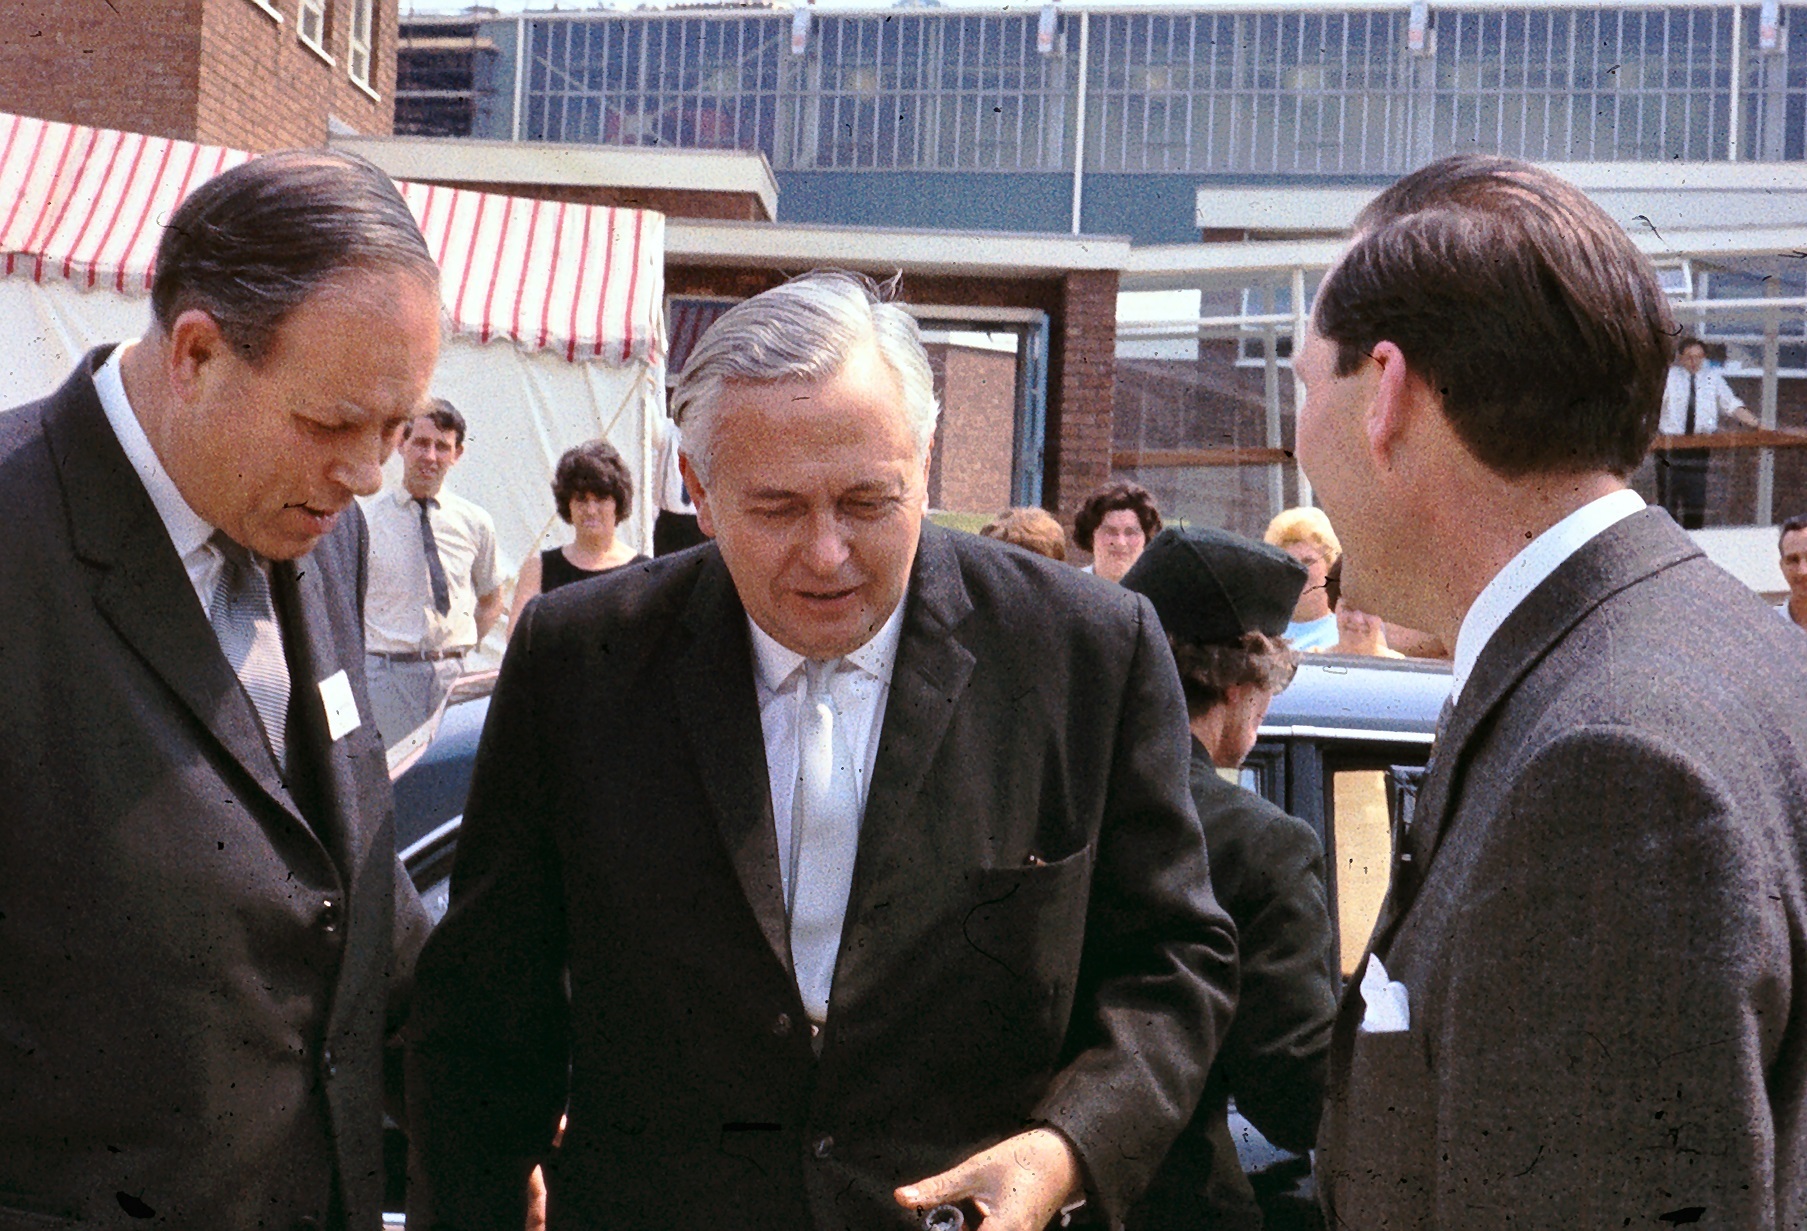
[361,398,501,747]
[1653,337,1760,528]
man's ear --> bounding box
[1364,340,1424,468]
[678,453,715,538]
[164,308,230,403]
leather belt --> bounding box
[370,648,468,663]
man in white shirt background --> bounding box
[1299,155,1807,1229]
[1653,336,1761,528]
[362,398,502,747]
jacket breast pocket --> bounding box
[960,846,1095,1024]
[1331,1024,1436,1212]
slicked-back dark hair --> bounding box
[1314,154,1675,478]
[552,439,635,523]
[151,149,439,365]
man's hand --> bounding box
[894,1127,1082,1231]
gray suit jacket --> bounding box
[406,528,1239,1231]
[1318,508,1807,1229]
[0,352,431,1230]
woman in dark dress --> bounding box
[508,439,650,632]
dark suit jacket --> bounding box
[406,528,1239,1231]
[1318,509,1807,1229]
[1129,742,1335,1231]
[0,352,432,1230]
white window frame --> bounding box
[245,0,283,24]
[297,0,333,63]
[347,0,375,91]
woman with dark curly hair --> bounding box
[1073,480,1162,582]
[508,439,649,631]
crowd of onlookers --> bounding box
[983,479,1807,651]
[980,480,1454,663]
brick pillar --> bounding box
[1046,269,1119,525]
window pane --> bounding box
[1331,769,1391,977]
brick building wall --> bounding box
[0,0,205,141]
[1046,270,1121,525]
[197,0,396,149]
[924,343,1017,515]
[0,0,394,151]
[664,265,1121,526]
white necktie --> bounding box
[209,532,291,770]
[788,658,862,1023]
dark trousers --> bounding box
[1655,448,1710,529]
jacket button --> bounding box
[318,897,341,933]
[772,1013,793,1037]
[812,1135,833,1160]
[322,1046,337,1077]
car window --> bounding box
[1328,767,1394,978]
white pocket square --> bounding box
[1358,955,1411,1034]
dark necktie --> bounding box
[1685,372,1698,436]
[417,497,451,616]
[209,532,291,769]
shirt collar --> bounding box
[749,592,909,696]
[92,343,216,563]
[1451,488,1646,702]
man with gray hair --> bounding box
[407,270,1237,1230]
[0,151,435,1227]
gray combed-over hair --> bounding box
[669,270,941,481]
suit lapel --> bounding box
[672,551,794,975]
[1365,508,1701,959]
[855,526,975,861]
[45,351,316,839]
[830,527,976,1011]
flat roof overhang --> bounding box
[331,134,781,221]
[1197,162,1807,239]
[666,217,1134,279]
[1128,225,1807,292]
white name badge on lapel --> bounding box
[318,670,362,742]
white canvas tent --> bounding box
[0,111,668,614]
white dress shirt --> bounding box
[1451,488,1646,702]
[360,484,499,654]
[751,599,907,904]
[92,343,227,613]
[1659,364,1745,436]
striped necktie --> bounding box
[209,532,291,770]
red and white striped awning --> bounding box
[0,111,664,366]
